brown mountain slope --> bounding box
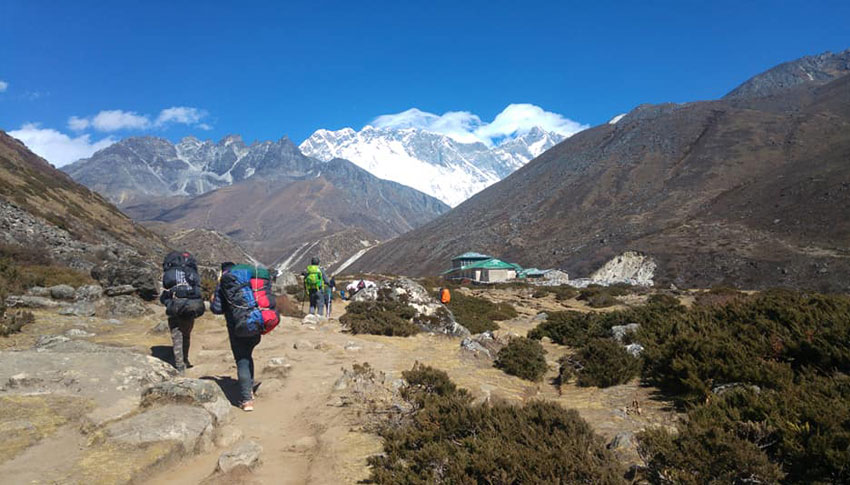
[351,72,850,291]
[155,158,446,264]
[0,131,165,260]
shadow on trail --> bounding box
[150,345,175,367]
[201,376,242,405]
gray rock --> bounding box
[625,343,644,357]
[106,318,124,326]
[91,256,159,301]
[608,431,635,451]
[58,302,96,317]
[534,312,549,321]
[4,295,61,309]
[712,382,761,396]
[65,328,95,338]
[150,321,170,333]
[217,440,263,473]
[26,286,50,297]
[74,284,104,302]
[98,295,153,318]
[460,337,491,358]
[34,334,70,348]
[142,378,232,425]
[49,284,76,300]
[350,286,378,302]
[104,284,136,297]
[293,339,313,350]
[263,357,292,379]
[611,323,641,343]
[106,404,214,452]
[344,341,362,352]
[302,314,322,325]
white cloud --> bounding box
[0,80,8,92]
[155,106,208,126]
[68,106,211,132]
[67,115,90,131]
[371,104,587,146]
[8,123,115,167]
[90,109,151,131]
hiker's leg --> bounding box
[168,316,186,371]
[182,318,194,365]
[231,335,260,403]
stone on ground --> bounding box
[217,440,263,473]
[106,404,214,453]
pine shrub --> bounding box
[559,338,641,388]
[446,292,517,334]
[494,337,548,381]
[368,363,624,484]
[339,300,420,336]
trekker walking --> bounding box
[440,287,451,304]
[324,275,336,318]
[303,257,328,316]
[160,251,205,375]
[211,261,280,411]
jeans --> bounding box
[227,326,261,403]
[168,316,194,371]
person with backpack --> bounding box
[211,261,280,411]
[440,287,451,304]
[160,251,205,375]
[303,257,328,316]
[324,275,336,318]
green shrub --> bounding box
[369,364,624,484]
[339,300,420,337]
[284,283,308,302]
[558,339,641,388]
[578,286,620,308]
[694,286,746,307]
[446,292,517,334]
[494,337,548,381]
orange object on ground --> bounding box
[440,288,451,304]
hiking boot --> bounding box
[241,400,254,412]
[252,381,262,397]
[185,360,194,369]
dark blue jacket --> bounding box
[211,281,237,330]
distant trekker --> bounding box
[440,287,451,304]
[303,257,328,316]
[211,261,280,411]
[324,275,336,318]
[160,251,205,375]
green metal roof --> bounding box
[451,252,492,261]
[443,258,522,275]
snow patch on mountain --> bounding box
[300,126,565,206]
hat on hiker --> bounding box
[311,257,320,265]
[221,261,235,271]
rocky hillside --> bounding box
[351,51,850,291]
[300,125,564,206]
[155,157,448,264]
[144,225,258,267]
[725,48,850,99]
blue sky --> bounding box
[1,0,849,165]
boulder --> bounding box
[459,331,504,359]
[150,320,170,333]
[4,295,61,309]
[106,404,214,452]
[625,343,644,357]
[65,328,94,338]
[58,302,96,317]
[611,323,641,343]
[104,284,136,297]
[534,312,549,321]
[217,440,263,473]
[91,255,159,301]
[49,284,76,300]
[371,278,469,337]
[350,286,378,302]
[74,284,104,302]
[97,295,153,318]
[25,286,50,297]
[263,357,292,379]
[302,314,322,325]
[142,378,232,425]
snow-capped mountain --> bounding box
[299,126,565,206]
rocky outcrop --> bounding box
[106,404,214,452]
[91,251,159,301]
[589,252,656,287]
[142,378,232,425]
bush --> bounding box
[369,363,624,484]
[0,310,34,336]
[339,300,420,337]
[494,337,548,381]
[693,285,746,307]
[446,292,517,334]
[577,286,620,308]
[284,283,308,302]
[558,338,641,388]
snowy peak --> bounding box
[299,126,564,206]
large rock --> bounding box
[217,440,263,473]
[74,284,104,302]
[49,284,76,300]
[589,251,656,287]
[97,295,153,318]
[350,286,378,302]
[4,295,62,309]
[142,378,232,424]
[611,323,640,343]
[58,302,96,317]
[106,404,214,452]
[0,339,177,426]
[91,254,159,301]
[368,278,469,337]
[104,284,136,297]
